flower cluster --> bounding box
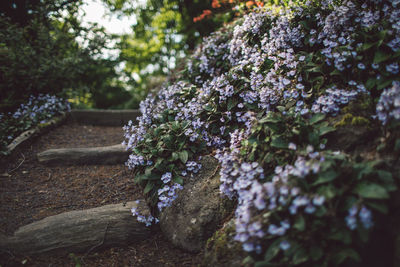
[1,94,70,154]
[157,182,184,212]
[376,81,400,124]
[311,86,362,115]
[124,1,400,264]
[10,94,70,123]
[345,204,373,230]
[131,200,159,227]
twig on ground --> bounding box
[112,171,123,178]
[8,153,25,173]
[43,172,52,182]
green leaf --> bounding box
[377,78,394,90]
[366,78,377,90]
[318,126,335,136]
[203,104,213,112]
[355,182,389,199]
[330,69,342,76]
[144,181,154,194]
[173,176,184,185]
[360,42,376,51]
[308,132,319,145]
[265,122,281,132]
[276,106,286,112]
[270,137,288,149]
[134,174,148,183]
[259,116,280,124]
[309,113,325,124]
[227,97,238,111]
[312,170,338,186]
[374,50,391,64]
[145,166,154,176]
[317,185,336,199]
[172,152,179,161]
[292,248,308,265]
[366,202,388,214]
[264,239,281,262]
[155,158,164,169]
[334,248,360,265]
[179,150,189,164]
[293,215,305,231]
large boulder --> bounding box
[159,155,234,252]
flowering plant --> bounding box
[124,0,400,265]
[0,94,70,155]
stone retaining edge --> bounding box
[68,109,141,126]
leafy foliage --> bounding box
[0,94,70,155]
[122,0,400,265]
[0,0,131,112]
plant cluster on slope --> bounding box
[0,94,70,155]
[123,0,400,265]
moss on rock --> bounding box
[202,219,249,267]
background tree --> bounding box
[0,0,130,112]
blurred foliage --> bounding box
[102,0,233,91]
[0,0,133,112]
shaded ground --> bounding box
[0,122,202,266]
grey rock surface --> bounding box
[202,218,249,267]
[160,155,234,252]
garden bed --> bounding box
[0,122,202,266]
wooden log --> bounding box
[5,114,67,156]
[0,201,151,255]
[37,144,129,165]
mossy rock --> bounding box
[202,219,250,267]
[160,156,235,252]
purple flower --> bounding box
[161,172,172,184]
[280,240,291,251]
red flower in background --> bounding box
[193,9,213,22]
[246,1,255,8]
[193,0,265,23]
[212,0,221,8]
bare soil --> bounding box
[0,122,202,266]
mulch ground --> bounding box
[0,122,202,267]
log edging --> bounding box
[68,109,141,126]
[4,113,67,157]
[37,144,129,165]
[0,200,152,255]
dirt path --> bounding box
[0,123,202,266]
